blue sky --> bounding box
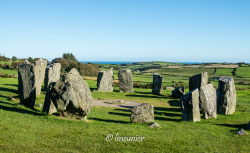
[0,0,249,62]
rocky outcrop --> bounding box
[44,63,61,91]
[200,84,217,119]
[34,58,48,96]
[171,86,185,98]
[131,103,154,123]
[181,89,200,122]
[189,72,208,91]
[152,73,163,95]
[97,69,114,92]
[43,68,93,119]
[217,77,236,115]
[18,60,36,109]
[118,69,133,93]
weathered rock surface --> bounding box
[189,72,208,91]
[44,63,61,91]
[217,77,236,115]
[131,103,154,123]
[42,82,57,114]
[118,69,133,93]
[181,89,200,122]
[237,128,248,136]
[34,58,48,95]
[43,68,93,119]
[97,69,114,92]
[171,86,185,98]
[149,122,161,128]
[200,84,217,119]
[18,61,36,109]
[152,73,163,95]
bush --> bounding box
[62,53,77,61]
[52,58,99,77]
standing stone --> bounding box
[181,89,200,122]
[200,84,217,119]
[42,82,57,114]
[97,69,114,92]
[131,103,154,123]
[118,69,133,93]
[171,86,185,98]
[217,77,236,115]
[43,68,93,119]
[34,58,48,96]
[44,63,61,91]
[189,72,208,91]
[152,73,163,95]
[18,61,36,109]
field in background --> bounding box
[0,62,250,153]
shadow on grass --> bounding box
[168,100,181,107]
[0,101,44,116]
[0,100,19,106]
[154,111,181,117]
[90,88,97,91]
[126,94,164,99]
[89,117,130,124]
[214,123,247,129]
[155,116,181,122]
[0,87,18,94]
[2,84,18,87]
[154,106,182,122]
[109,112,130,117]
[118,105,134,109]
[154,107,181,112]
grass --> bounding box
[0,66,250,153]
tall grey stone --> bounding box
[43,68,93,119]
[131,103,154,123]
[97,69,114,92]
[200,84,217,119]
[34,58,48,96]
[181,89,200,122]
[217,77,236,115]
[42,82,57,114]
[18,60,36,109]
[152,73,163,95]
[189,72,208,91]
[118,69,133,93]
[44,63,61,91]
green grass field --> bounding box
[0,66,250,153]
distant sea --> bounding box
[80,61,202,65]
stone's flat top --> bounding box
[219,76,233,83]
[93,100,140,108]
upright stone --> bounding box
[34,58,48,95]
[171,86,185,98]
[43,68,93,119]
[42,82,57,114]
[200,84,217,119]
[97,69,114,92]
[152,73,163,95]
[131,103,154,123]
[217,77,236,115]
[181,89,200,122]
[118,69,133,93]
[18,60,36,109]
[189,72,208,91]
[44,63,61,91]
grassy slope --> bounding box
[0,68,250,153]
